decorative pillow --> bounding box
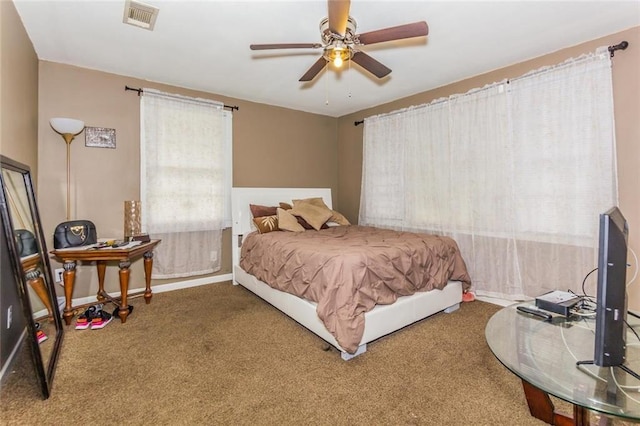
[278,201,320,229]
[253,215,279,233]
[292,197,350,226]
[277,208,305,232]
[250,204,277,218]
[328,210,350,226]
[288,202,333,231]
[292,197,329,209]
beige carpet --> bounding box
[0,282,581,425]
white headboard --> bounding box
[231,187,333,269]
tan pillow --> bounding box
[253,215,279,233]
[277,208,305,232]
[281,200,324,229]
[292,197,329,209]
[288,202,332,231]
[328,210,350,226]
[293,198,350,226]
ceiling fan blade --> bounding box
[357,21,428,45]
[250,43,322,50]
[351,51,391,79]
[327,0,351,35]
[299,57,327,82]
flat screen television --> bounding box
[594,206,629,367]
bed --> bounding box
[232,187,471,360]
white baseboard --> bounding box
[68,273,233,307]
[476,295,517,307]
[33,297,65,320]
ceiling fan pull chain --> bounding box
[348,59,352,99]
[325,62,330,105]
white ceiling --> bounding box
[13,0,640,118]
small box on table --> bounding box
[535,290,581,316]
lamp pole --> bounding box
[62,133,75,221]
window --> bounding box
[360,49,616,299]
[140,89,232,278]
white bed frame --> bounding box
[232,188,462,360]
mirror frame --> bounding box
[0,155,63,399]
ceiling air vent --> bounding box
[123,0,159,31]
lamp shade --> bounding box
[50,118,85,135]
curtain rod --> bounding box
[353,40,629,126]
[608,41,629,57]
[125,86,239,111]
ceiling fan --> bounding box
[249,0,429,82]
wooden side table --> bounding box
[50,240,161,326]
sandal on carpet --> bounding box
[90,309,112,330]
[462,291,476,303]
[75,305,98,330]
[112,305,134,318]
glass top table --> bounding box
[486,303,640,425]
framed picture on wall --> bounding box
[85,127,116,149]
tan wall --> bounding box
[38,62,338,298]
[7,11,638,307]
[0,0,39,368]
[337,26,640,308]
[0,0,38,172]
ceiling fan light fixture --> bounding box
[324,46,351,68]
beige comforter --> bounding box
[240,225,471,353]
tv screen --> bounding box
[594,206,629,367]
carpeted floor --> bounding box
[0,282,595,424]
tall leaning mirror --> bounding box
[0,155,63,399]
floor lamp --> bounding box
[49,118,85,221]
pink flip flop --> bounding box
[36,330,48,344]
[90,309,113,329]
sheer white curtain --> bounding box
[141,89,232,279]
[360,48,617,300]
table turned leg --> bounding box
[143,251,154,304]
[117,260,131,323]
[96,260,107,302]
[26,268,53,320]
[62,261,77,326]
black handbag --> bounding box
[53,220,97,249]
[15,229,38,257]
